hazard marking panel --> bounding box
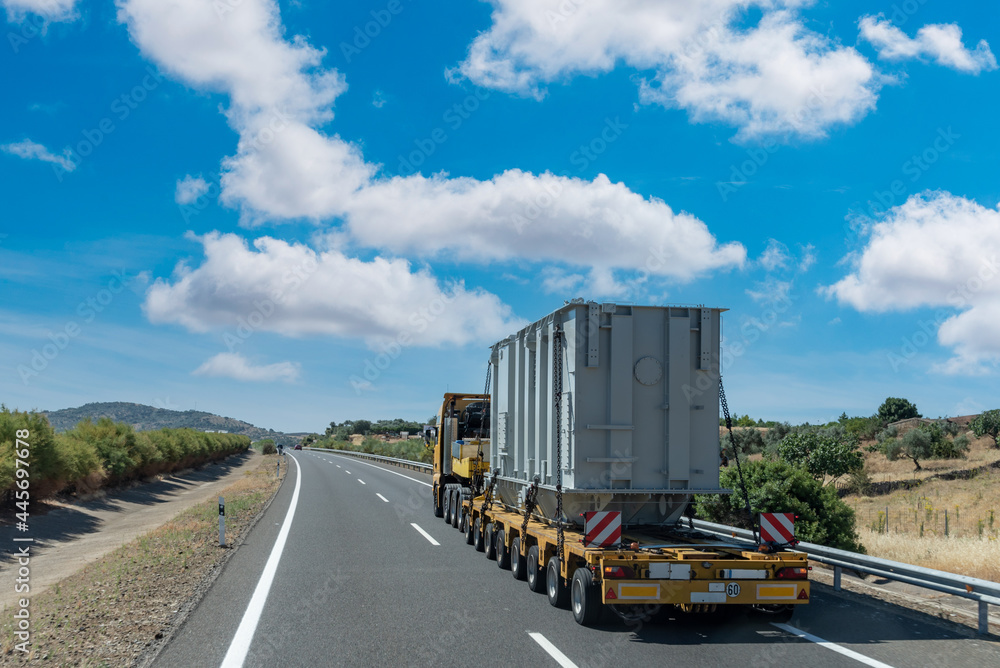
[618,584,660,600]
[606,588,617,600]
[584,511,621,548]
[759,512,795,543]
[756,584,797,600]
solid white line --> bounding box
[329,454,432,488]
[411,523,440,546]
[357,479,366,485]
[528,632,579,668]
[220,454,302,668]
[376,493,389,503]
[772,624,896,668]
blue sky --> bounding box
[2,0,999,434]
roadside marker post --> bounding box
[219,496,226,547]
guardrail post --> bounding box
[980,601,989,635]
[219,496,226,547]
[834,566,842,591]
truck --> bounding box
[427,301,810,626]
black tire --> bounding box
[547,557,569,608]
[451,493,461,529]
[510,537,526,580]
[433,485,443,518]
[749,604,795,623]
[571,568,602,626]
[484,523,497,560]
[458,508,467,534]
[527,545,545,593]
[465,512,475,545]
[443,488,452,524]
[496,529,510,569]
[473,518,485,552]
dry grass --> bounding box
[845,460,1000,581]
[859,433,1000,483]
[0,454,284,666]
[858,530,1000,582]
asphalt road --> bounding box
[154,451,1000,668]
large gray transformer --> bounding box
[488,301,729,527]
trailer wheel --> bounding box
[526,546,544,593]
[495,529,510,569]
[510,538,526,580]
[546,557,569,608]
[458,509,467,534]
[484,523,497,560]
[571,568,602,626]
[465,512,475,545]
[748,604,795,623]
[473,518,485,552]
[433,484,443,518]
[443,488,452,524]
[451,495,461,529]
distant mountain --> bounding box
[43,402,299,446]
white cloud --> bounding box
[372,89,387,108]
[798,243,816,272]
[824,192,1000,373]
[1,138,75,171]
[119,0,745,282]
[345,171,745,280]
[193,352,300,383]
[144,232,524,348]
[859,16,997,74]
[746,277,792,305]
[758,239,790,271]
[453,1,881,141]
[539,266,629,299]
[3,0,78,22]
[174,175,210,204]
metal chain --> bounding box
[719,378,759,544]
[472,360,492,495]
[553,328,565,563]
[520,479,539,551]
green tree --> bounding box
[695,459,863,552]
[775,432,864,483]
[877,397,921,424]
[970,409,1000,448]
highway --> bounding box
[153,451,1000,667]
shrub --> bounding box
[877,397,921,424]
[260,442,277,455]
[970,409,1000,448]
[775,432,864,483]
[695,459,864,552]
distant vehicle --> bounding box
[293,444,302,450]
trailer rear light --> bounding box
[603,565,635,579]
[775,567,809,580]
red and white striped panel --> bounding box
[584,511,621,548]
[759,512,795,543]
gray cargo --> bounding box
[488,300,728,526]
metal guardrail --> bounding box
[303,446,432,473]
[303,448,997,635]
[690,518,999,635]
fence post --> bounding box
[219,496,225,547]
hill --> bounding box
[43,401,299,446]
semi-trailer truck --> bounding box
[427,301,810,625]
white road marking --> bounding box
[336,465,341,468]
[772,624,896,668]
[528,633,579,668]
[357,479,366,485]
[345,470,351,474]
[329,454,432,488]
[220,454,302,668]
[376,493,389,503]
[411,523,440,546]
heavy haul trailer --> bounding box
[430,301,811,625]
